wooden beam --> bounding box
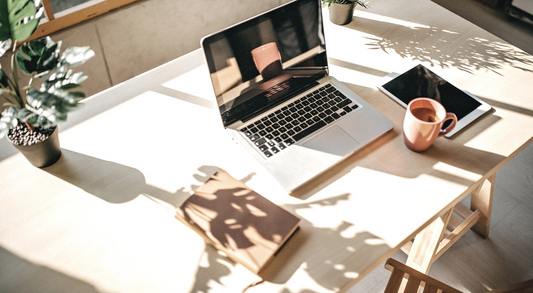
[435,208,481,260]
[406,209,454,274]
[28,0,141,41]
[470,174,495,238]
[41,0,55,21]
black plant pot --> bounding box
[11,126,62,168]
[329,3,356,25]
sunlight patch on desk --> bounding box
[364,238,387,246]
[432,162,482,184]
[441,29,459,35]
[281,264,335,293]
[344,271,359,280]
[162,65,214,101]
[328,167,453,247]
[353,10,430,29]
[329,64,384,88]
[339,222,363,239]
[59,91,232,201]
[463,108,533,156]
[297,208,351,229]
[0,180,208,293]
[294,194,354,230]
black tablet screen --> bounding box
[382,65,481,120]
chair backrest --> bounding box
[384,258,463,293]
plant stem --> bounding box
[0,89,19,106]
[25,120,34,131]
[10,41,24,108]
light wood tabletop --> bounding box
[1,1,532,292]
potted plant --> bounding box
[322,0,369,25]
[0,0,94,167]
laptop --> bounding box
[201,0,394,193]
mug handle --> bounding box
[438,113,458,138]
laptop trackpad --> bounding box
[303,126,359,157]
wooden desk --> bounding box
[1,1,532,292]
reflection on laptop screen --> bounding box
[202,0,327,126]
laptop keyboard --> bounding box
[240,84,360,158]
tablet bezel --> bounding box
[377,64,492,138]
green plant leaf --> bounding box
[0,39,12,57]
[16,37,61,75]
[41,68,87,92]
[66,71,87,84]
[61,46,95,68]
[0,0,40,42]
[58,83,82,91]
[0,67,10,88]
[24,77,86,128]
[0,106,19,138]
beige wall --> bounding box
[1,0,290,102]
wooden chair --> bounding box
[384,258,463,293]
[384,258,533,293]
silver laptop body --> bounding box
[201,0,393,193]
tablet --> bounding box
[378,64,492,137]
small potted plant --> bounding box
[322,0,369,25]
[0,0,94,167]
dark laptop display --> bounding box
[202,0,327,126]
[201,0,393,192]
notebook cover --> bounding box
[176,169,300,274]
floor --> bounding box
[5,0,533,292]
[433,0,533,56]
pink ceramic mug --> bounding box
[251,42,282,80]
[403,98,457,152]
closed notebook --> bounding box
[176,169,300,274]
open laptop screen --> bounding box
[202,0,327,126]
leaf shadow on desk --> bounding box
[186,191,392,293]
[43,152,391,293]
[0,246,101,293]
[345,15,533,74]
[261,193,392,291]
[185,168,268,293]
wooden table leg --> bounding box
[470,173,495,239]
[401,174,495,286]
[406,209,454,274]
[404,174,495,275]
